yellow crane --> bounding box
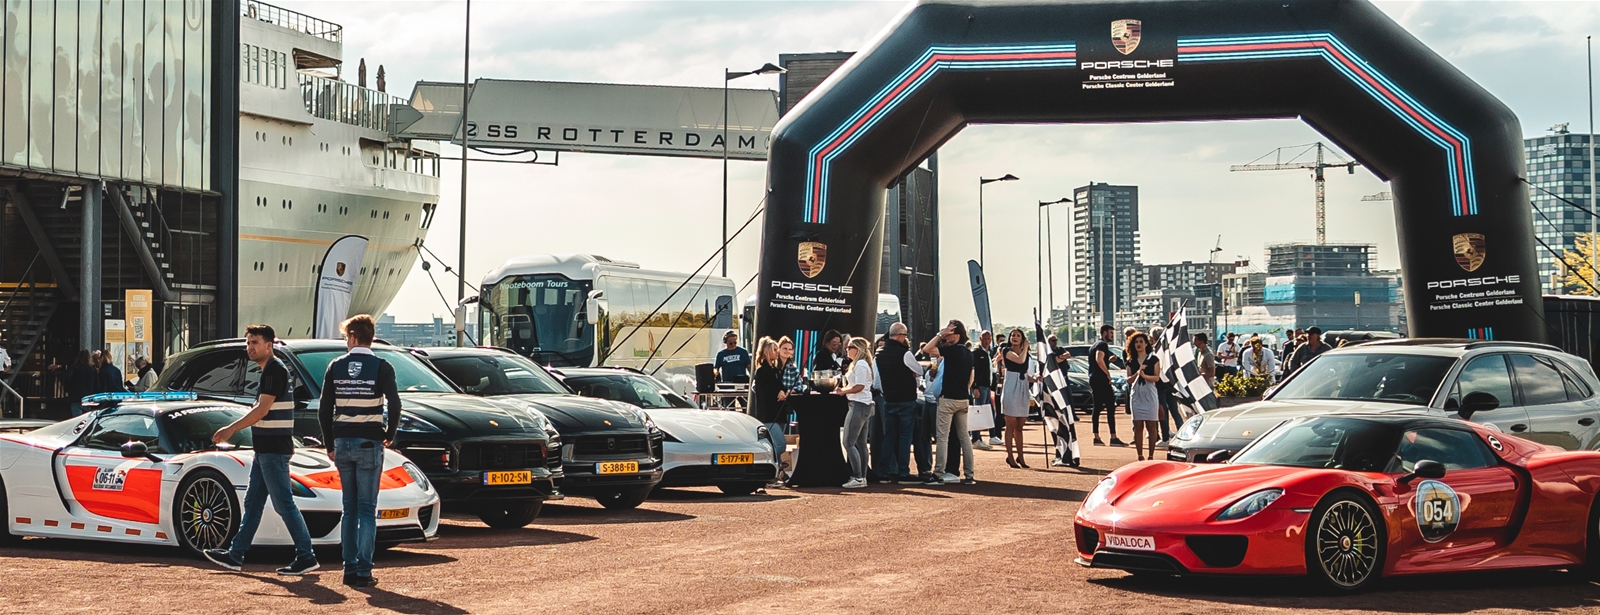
[1230,142,1359,244]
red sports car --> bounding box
[1074,413,1600,592]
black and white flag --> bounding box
[1154,308,1218,419]
[1034,318,1080,463]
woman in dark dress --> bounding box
[812,330,846,373]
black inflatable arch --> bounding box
[757,0,1539,355]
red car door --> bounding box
[1388,427,1521,574]
[55,412,167,528]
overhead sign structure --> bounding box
[756,0,1543,345]
[399,79,781,161]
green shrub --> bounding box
[1215,373,1272,398]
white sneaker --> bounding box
[841,478,866,489]
[988,437,1004,446]
[1051,459,1069,467]
[940,472,959,483]
[1154,440,1169,449]
[973,440,993,450]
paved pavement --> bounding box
[2,423,1598,613]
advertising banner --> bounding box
[314,235,369,339]
[124,289,154,380]
[104,319,127,388]
[968,260,993,335]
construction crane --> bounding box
[1361,191,1392,202]
[1231,142,1359,244]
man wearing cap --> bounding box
[1284,326,1329,376]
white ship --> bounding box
[236,1,440,336]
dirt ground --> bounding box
[2,424,1599,614]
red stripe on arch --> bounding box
[808,49,1077,223]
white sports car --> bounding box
[0,393,439,557]
[556,369,779,496]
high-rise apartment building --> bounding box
[1071,183,1140,329]
[1525,129,1595,292]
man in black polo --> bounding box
[1088,324,1125,447]
[1284,325,1330,377]
[922,320,976,485]
[319,315,402,589]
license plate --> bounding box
[596,461,639,474]
[1104,534,1156,551]
[714,453,754,465]
[378,508,409,520]
[483,470,533,486]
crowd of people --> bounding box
[741,320,1343,489]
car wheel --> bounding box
[476,501,542,529]
[1304,490,1385,593]
[597,486,651,510]
[717,482,764,497]
[0,477,20,546]
[175,470,239,558]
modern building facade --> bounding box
[1524,130,1595,293]
[1071,182,1139,330]
[1225,243,1402,335]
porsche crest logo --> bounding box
[1452,233,1486,272]
[798,242,828,278]
[1111,19,1142,55]
[335,262,347,277]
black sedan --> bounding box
[152,339,560,528]
[416,347,664,510]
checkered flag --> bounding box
[1035,317,1079,462]
[1155,308,1218,419]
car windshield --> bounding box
[296,348,456,392]
[565,374,694,409]
[1269,353,1456,404]
[431,353,570,396]
[1232,417,1401,472]
[163,405,254,453]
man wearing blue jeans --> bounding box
[204,325,318,576]
[874,323,924,482]
[318,315,402,589]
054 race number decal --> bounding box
[1414,480,1461,543]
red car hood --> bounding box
[1107,462,1336,518]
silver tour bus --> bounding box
[478,254,736,390]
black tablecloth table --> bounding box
[786,394,851,488]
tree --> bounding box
[1562,233,1600,295]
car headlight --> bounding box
[290,478,315,498]
[1216,488,1283,521]
[1175,414,1205,442]
[402,461,433,493]
[396,413,442,433]
[525,407,558,437]
[1084,475,1116,511]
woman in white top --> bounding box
[834,337,877,488]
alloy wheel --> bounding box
[180,477,234,550]
[1315,499,1378,588]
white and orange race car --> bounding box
[0,393,439,557]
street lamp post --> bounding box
[978,174,1020,270]
[723,63,786,277]
[1039,197,1072,335]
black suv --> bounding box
[417,347,664,510]
[152,339,561,528]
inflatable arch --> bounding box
[757,0,1540,356]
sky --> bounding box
[276,0,1600,328]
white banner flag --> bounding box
[313,235,369,339]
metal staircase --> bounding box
[0,254,58,386]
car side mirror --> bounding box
[120,441,162,462]
[1205,449,1233,464]
[1399,459,1446,486]
[1457,391,1499,420]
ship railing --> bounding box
[243,0,343,44]
[300,74,409,132]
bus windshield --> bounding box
[481,275,594,367]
